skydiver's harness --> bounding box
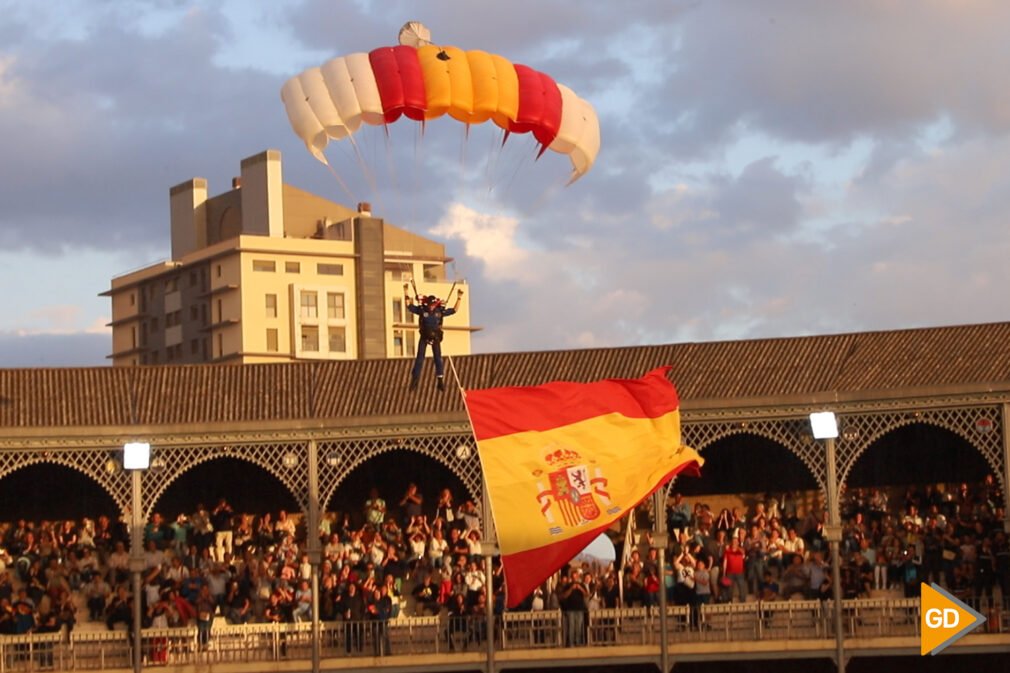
[419,316,444,344]
[410,278,454,344]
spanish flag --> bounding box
[465,366,702,607]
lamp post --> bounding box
[307,440,321,673]
[810,412,845,673]
[652,490,670,673]
[123,442,150,673]
[480,474,497,673]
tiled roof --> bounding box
[3,322,1010,430]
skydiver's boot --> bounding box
[436,376,446,392]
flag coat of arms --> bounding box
[465,366,702,607]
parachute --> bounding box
[280,22,600,184]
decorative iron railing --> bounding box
[1,598,1005,671]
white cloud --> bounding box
[4,2,1010,366]
[10,305,110,336]
[0,55,19,107]
[430,203,529,278]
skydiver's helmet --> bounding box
[427,295,441,307]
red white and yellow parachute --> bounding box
[281,22,600,184]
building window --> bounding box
[150,351,159,364]
[253,259,276,272]
[328,326,346,353]
[151,317,159,331]
[317,263,344,276]
[301,326,319,352]
[285,261,301,273]
[190,339,199,355]
[131,326,137,349]
[166,277,178,292]
[327,292,345,320]
[189,271,198,287]
[266,328,279,352]
[190,305,199,321]
[300,291,318,319]
[393,332,404,357]
[216,264,222,278]
[266,294,278,318]
[406,331,415,356]
[392,299,403,323]
[216,333,223,358]
[216,299,223,323]
[129,293,135,307]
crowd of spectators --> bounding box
[638,475,1008,611]
[0,484,499,652]
[0,475,1006,647]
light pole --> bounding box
[480,472,497,673]
[123,442,150,673]
[652,490,670,673]
[307,440,321,673]
[810,412,845,673]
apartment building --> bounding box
[104,150,474,366]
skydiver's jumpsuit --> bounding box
[409,303,456,382]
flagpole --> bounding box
[618,507,635,607]
[448,356,497,673]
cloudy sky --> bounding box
[2,0,1009,367]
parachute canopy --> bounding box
[280,23,600,183]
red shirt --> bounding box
[724,546,745,575]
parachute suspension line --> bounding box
[322,161,357,206]
[348,135,384,217]
[500,134,536,202]
[410,121,422,229]
[485,126,504,195]
[527,172,568,216]
[382,123,402,226]
[459,123,469,200]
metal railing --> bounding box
[0,597,1005,671]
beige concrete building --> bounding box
[104,150,475,366]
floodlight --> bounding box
[123,442,151,470]
[809,412,839,440]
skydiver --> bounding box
[404,283,463,392]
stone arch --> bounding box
[680,418,826,496]
[318,433,481,514]
[672,430,821,504]
[836,407,1004,493]
[141,442,308,520]
[840,419,1000,493]
[0,448,131,516]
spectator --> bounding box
[668,493,692,537]
[364,489,387,529]
[399,483,424,527]
[722,537,747,602]
[83,571,112,622]
[368,586,393,655]
[758,570,779,601]
[558,569,588,646]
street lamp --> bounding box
[123,442,150,673]
[808,413,845,673]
